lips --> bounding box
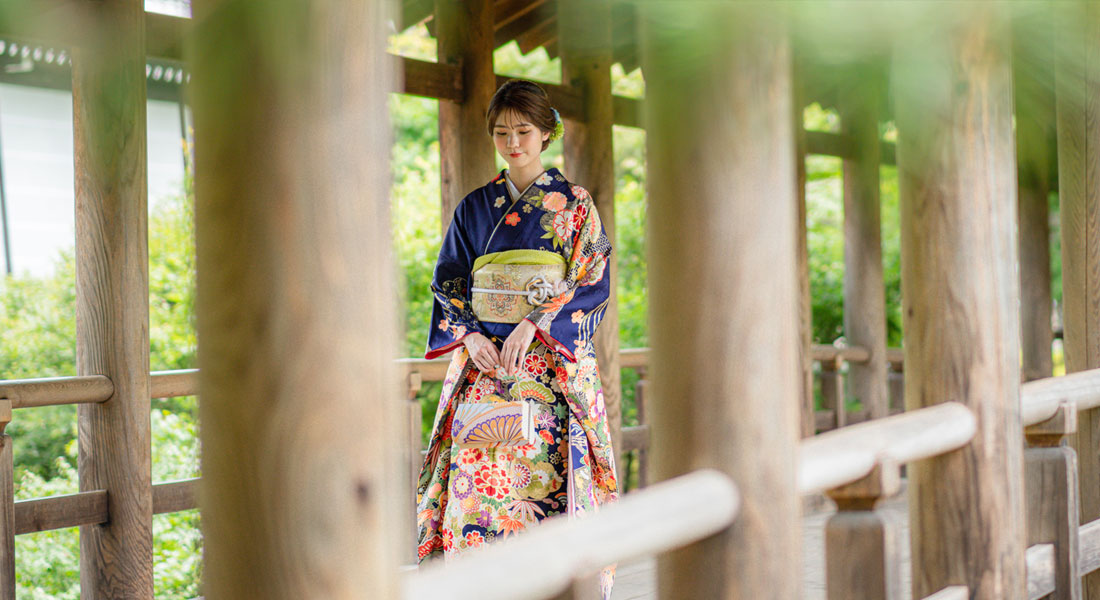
[509,153,523,158]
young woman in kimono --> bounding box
[416,79,618,597]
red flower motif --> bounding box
[524,353,548,375]
[464,531,484,548]
[474,463,512,500]
[505,212,521,226]
[442,528,454,552]
[570,204,589,231]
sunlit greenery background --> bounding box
[0,23,1064,598]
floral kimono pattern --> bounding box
[418,168,618,597]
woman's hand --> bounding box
[463,333,501,374]
[501,320,537,376]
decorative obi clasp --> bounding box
[470,250,567,324]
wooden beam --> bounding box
[0,375,113,408]
[437,0,496,231]
[560,0,620,487]
[1014,5,1056,383]
[71,0,153,596]
[190,0,401,596]
[895,5,1026,598]
[841,72,888,421]
[494,0,546,32]
[493,0,554,49]
[14,490,109,535]
[641,4,800,597]
[400,56,462,102]
[1054,3,1100,597]
[152,479,198,514]
[517,14,557,55]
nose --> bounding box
[506,132,520,148]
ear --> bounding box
[542,131,550,141]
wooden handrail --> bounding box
[1078,518,1100,575]
[811,344,871,364]
[14,490,108,534]
[1021,368,1100,427]
[0,375,113,409]
[1027,543,1056,600]
[153,478,198,514]
[151,369,198,399]
[797,402,975,495]
[404,469,739,600]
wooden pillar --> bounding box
[1014,6,1055,383]
[793,55,815,437]
[1055,2,1100,596]
[190,0,401,597]
[436,0,496,230]
[0,402,12,600]
[895,6,1026,598]
[641,4,800,597]
[841,73,888,421]
[71,1,153,596]
[559,0,622,478]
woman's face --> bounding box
[492,110,550,173]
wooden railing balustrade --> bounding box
[2,361,1095,599]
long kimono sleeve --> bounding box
[426,201,486,359]
[524,195,612,362]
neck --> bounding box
[508,163,546,192]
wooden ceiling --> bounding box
[403,0,641,74]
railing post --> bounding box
[641,4,801,597]
[71,0,153,596]
[841,70,889,421]
[0,400,12,600]
[1053,5,1100,598]
[190,0,401,596]
[794,55,816,439]
[634,368,648,489]
[405,370,423,564]
[1024,402,1081,600]
[825,461,904,600]
[820,356,846,430]
[895,4,1026,598]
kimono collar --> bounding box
[500,167,566,199]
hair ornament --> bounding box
[550,107,564,142]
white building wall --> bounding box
[0,83,186,277]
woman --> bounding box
[416,79,618,596]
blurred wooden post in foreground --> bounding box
[793,54,816,438]
[841,71,888,421]
[437,0,496,230]
[895,5,1026,599]
[190,0,402,597]
[559,0,622,479]
[641,4,801,597]
[1055,2,1100,597]
[72,0,153,597]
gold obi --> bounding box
[470,250,566,324]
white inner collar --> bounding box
[504,170,543,202]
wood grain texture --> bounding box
[189,0,402,597]
[895,5,1026,598]
[1079,519,1100,575]
[820,359,846,430]
[1054,3,1100,597]
[1014,3,1056,383]
[14,490,108,535]
[841,74,888,421]
[1021,369,1100,426]
[149,369,197,399]
[1029,543,1058,599]
[151,479,198,515]
[640,5,801,597]
[437,0,497,231]
[0,436,12,600]
[70,0,153,596]
[559,0,622,483]
[1025,446,1081,599]
[0,375,112,408]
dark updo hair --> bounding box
[486,79,557,151]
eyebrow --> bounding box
[493,122,533,129]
